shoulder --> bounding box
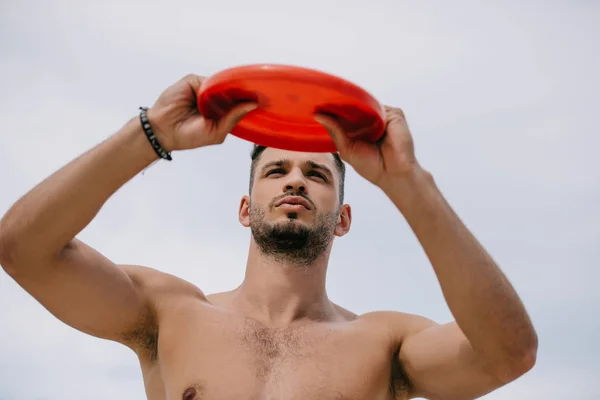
[119,265,206,354]
[331,304,439,341]
[333,311,441,399]
[357,310,439,343]
[357,311,442,398]
[122,264,206,301]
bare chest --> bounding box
[141,307,405,400]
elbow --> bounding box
[494,329,539,384]
[0,225,18,277]
[510,339,538,379]
[0,222,30,278]
[0,222,66,278]
[517,324,539,373]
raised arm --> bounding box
[315,106,538,399]
[0,74,257,345]
[389,170,537,399]
[0,112,164,344]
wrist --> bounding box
[114,116,164,166]
[380,166,438,212]
[145,106,174,154]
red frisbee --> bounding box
[197,64,386,152]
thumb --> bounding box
[314,114,350,156]
[218,102,259,133]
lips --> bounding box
[274,196,312,210]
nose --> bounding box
[282,168,307,194]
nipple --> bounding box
[182,387,197,400]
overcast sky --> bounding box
[0,1,598,399]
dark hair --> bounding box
[249,144,346,204]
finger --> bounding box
[384,106,408,129]
[182,73,206,93]
[381,105,414,152]
[217,102,259,134]
[313,114,350,156]
[382,106,409,138]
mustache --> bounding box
[269,191,316,209]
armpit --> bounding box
[389,345,413,400]
[121,309,159,361]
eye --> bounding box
[308,171,327,181]
[266,168,285,177]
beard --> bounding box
[249,202,338,267]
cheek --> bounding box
[253,180,279,200]
[313,187,338,209]
[249,194,272,214]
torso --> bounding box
[129,273,411,400]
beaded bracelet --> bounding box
[139,106,172,161]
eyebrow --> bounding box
[261,159,333,178]
[260,159,289,174]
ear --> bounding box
[239,195,251,227]
[334,204,352,237]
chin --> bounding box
[271,208,305,220]
[286,211,299,220]
[273,214,309,228]
[284,211,314,223]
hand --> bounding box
[146,74,257,151]
[314,106,421,190]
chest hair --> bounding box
[237,318,322,377]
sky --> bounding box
[0,0,598,399]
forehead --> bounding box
[257,147,337,169]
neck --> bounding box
[231,240,336,326]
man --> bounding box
[0,74,537,400]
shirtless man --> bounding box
[0,74,537,400]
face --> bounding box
[239,148,351,266]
